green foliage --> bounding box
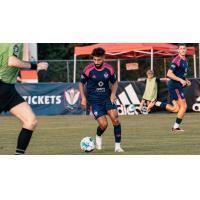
[38,43,93,60]
[37,43,199,81]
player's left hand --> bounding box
[186,80,191,87]
[110,94,117,104]
[37,62,48,71]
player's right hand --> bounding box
[37,62,48,71]
[81,97,87,109]
[180,79,187,87]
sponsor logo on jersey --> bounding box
[98,81,104,87]
[96,81,105,92]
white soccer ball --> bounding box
[80,137,95,152]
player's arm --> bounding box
[8,56,48,71]
[79,72,88,109]
[109,71,118,103]
[159,77,170,82]
[110,81,118,103]
[167,63,187,87]
[79,83,87,109]
[137,78,146,82]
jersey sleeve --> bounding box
[80,72,88,84]
[109,72,117,84]
[107,65,117,84]
[169,62,177,72]
[169,56,181,72]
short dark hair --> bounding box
[178,43,186,47]
[91,47,105,57]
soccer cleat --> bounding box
[95,135,102,150]
[115,147,125,153]
[172,127,184,134]
[96,144,102,150]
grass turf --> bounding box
[0,113,199,155]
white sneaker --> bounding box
[115,147,125,153]
[96,135,102,150]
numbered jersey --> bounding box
[0,43,23,84]
[80,63,117,104]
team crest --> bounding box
[64,88,81,112]
[92,75,96,79]
[104,72,109,78]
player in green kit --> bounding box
[0,43,48,154]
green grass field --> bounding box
[0,113,199,155]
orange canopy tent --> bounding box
[73,43,196,82]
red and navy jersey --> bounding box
[168,55,189,89]
[80,63,117,104]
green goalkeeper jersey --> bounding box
[0,43,23,84]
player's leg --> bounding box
[155,88,180,113]
[107,108,124,152]
[165,100,180,113]
[155,100,179,112]
[91,103,108,150]
[95,116,108,150]
[9,102,37,155]
[162,87,186,133]
[136,99,145,114]
[172,98,187,132]
[147,100,156,112]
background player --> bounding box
[0,43,48,154]
[79,47,124,152]
[155,43,191,133]
[136,69,168,113]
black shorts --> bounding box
[90,99,117,120]
[0,81,25,113]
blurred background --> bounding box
[23,43,200,83]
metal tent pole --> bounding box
[199,44,200,78]
[193,54,197,78]
[117,59,121,81]
[73,54,77,83]
[150,48,153,70]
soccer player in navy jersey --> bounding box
[79,47,124,152]
[156,44,191,133]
